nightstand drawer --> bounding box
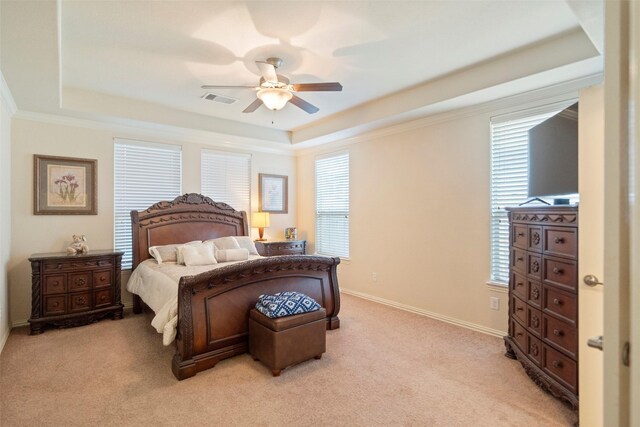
[93,270,112,288]
[256,240,306,256]
[43,275,66,294]
[94,289,112,308]
[43,295,66,316]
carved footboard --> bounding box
[172,255,341,380]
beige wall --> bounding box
[0,84,12,350]
[8,118,296,325]
[297,111,509,334]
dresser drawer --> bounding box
[512,296,528,326]
[527,253,542,281]
[43,275,66,294]
[93,270,112,288]
[43,295,66,316]
[543,315,578,358]
[544,227,577,259]
[543,285,577,325]
[528,226,542,253]
[543,345,577,393]
[527,306,542,337]
[43,258,113,272]
[69,292,91,312]
[512,224,528,249]
[510,272,527,300]
[94,289,112,308]
[68,272,91,291]
[512,248,527,275]
[543,257,577,292]
[527,280,542,308]
[511,319,527,352]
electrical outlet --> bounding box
[490,297,500,311]
[372,272,378,282]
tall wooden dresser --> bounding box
[504,206,579,410]
[28,250,124,334]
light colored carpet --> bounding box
[1,294,576,426]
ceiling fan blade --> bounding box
[255,61,278,83]
[289,94,319,114]
[292,82,343,92]
[201,85,256,89]
[242,98,263,113]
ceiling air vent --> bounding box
[201,93,237,104]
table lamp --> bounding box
[252,212,270,241]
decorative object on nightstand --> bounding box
[284,227,297,240]
[252,211,270,241]
[255,240,306,256]
[28,250,124,335]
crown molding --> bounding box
[294,72,602,157]
[12,110,296,156]
[0,71,18,116]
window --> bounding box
[489,105,570,284]
[315,152,349,258]
[201,150,251,214]
[114,139,182,269]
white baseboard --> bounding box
[0,326,10,354]
[341,288,506,338]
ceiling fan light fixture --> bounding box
[257,88,292,111]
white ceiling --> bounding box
[1,0,603,148]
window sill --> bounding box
[486,280,508,293]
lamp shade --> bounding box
[257,88,292,111]
[251,211,270,228]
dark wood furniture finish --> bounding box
[255,240,306,256]
[504,206,579,410]
[28,250,124,334]
[130,194,340,380]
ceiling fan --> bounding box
[201,57,342,114]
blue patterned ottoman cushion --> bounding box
[255,291,321,318]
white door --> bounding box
[602,1,637,425]
[578,84,604,426]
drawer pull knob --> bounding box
[53,302,59,307]
[53,281,59,286]
[553,298,563,305]
[57,264,62,269]
[516,332,524,337]
[554,237,565,244]
[552,360,563,369]
[100,295,107,301]
[516,282,524,287]
[516,307,524,312]
[553,329,564,337]
[100,276,106,282]
[516,257,524,262]
[552,267,564,275]
[517,232,525,237]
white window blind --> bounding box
[114,140,182,269]
[201,150,251,214]
[490,109,562,284]
[315,152,349,258]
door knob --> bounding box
[583,274,604,287]
[587,335,603,351]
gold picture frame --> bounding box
[34,155,97,215]
[258,173,288,214]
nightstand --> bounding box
[28,250,124,334]
[255,240,306,256]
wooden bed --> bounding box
[130,193,341,380]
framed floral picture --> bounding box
[34,155,97,215]
[259,173,288,214]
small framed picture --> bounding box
[259,173,288,214]
[34,155,97,215]
[285,227,297,240]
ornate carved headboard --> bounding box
[130,193,249,269]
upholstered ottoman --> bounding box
[249,307,326,377]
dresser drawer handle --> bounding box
[516,307,524,312]
[516,332,524,337]
[100,276,106,282]
[57,264,63,269]
[52,281,59,286]
[517,232,525,237]
[52,301,59,307]
[516,281,524,287]
[552,360,563,369]
[553,298,563,306]
[100,295,107,301]
[554,237,565,244]
[553,329,564,337]
[516,257,524,262]
[552,267,564,275]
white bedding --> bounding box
[127,256,263,345]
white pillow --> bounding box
[215,248,249,262]
[207,236,241,250]
[175,241,203,265]
[182,244,217,266]
[233,236,259,255]
[149,244,179,264]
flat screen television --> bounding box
[527,102,578,204]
